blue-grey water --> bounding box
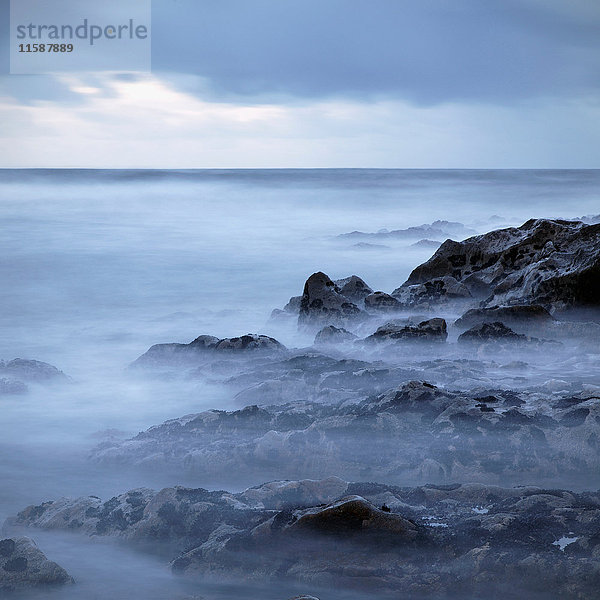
[1,169,599,599]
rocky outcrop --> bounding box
[392,276,472,309]
[10,480,600,599]
[455,305,555,331]
[363,291,401,312]
[338,220,476,241]
[298,272,366,330]
[90,380,600,487]
[333,275,373,305]
[313,326,357,346]
[458,322,527,343]
[365,318,447,343]
[132,333,286,367]
[0,537,73,592]
[396,219,600,311]
[0,359,67,383]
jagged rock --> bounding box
[11,480,600,600]
[365,318,447,343]
[364,291,401,312]
[0,537,73,592]
[89,380,600,487]
[284,296,302,314]
[333,275,373,305]
[397,219,600,311]
[298,272,365,330]
[458,322,526,343]
[132,333,286,367]
[0,359,67,383]
[214,334,285,352]
[411,239,442,248]
[455,305,555,330]
[338,221,475,241]
[392,276,472,309]
[313,326,357,346]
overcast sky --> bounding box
[1,0,599,168]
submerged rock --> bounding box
[0,537,73,592]
[0,359,67,384]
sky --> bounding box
[1,0,599,168]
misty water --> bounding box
[1,169,600,599]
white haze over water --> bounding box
[0,169,599,599]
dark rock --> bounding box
[298,272,365,330]
[455,305,555,330]
[333,275,373,305]
[398,219,600,311]
[313,326,357,346]
[392,276,472,309]
[458,322,526,343]
[214,335,285,353]
[365,318,447,343]
[284,296,302,314]
[0,537,73,592]
[364,291,401,313]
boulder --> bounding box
[298,272,365,330]
[313,325,357,346]
[392,276,472,309]
[214,334,285,352]
[396,219,600,311]
[364,291,401,313]
[0,537,73,592]
[333,275,373,305]
[454,305,555,330]
[458,322,526,343]
[365,318,447,343]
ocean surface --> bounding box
[1,168,599,599]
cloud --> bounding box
[1,73,598,168]
[150,0,600,104]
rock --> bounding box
[132,333,286,367]
[365,318,447,343]
[0,378,28,395]
[298,272,365,330]
[0,359,67,383]
[392,276,472,309]
[287,496,418,540]
[313,326,357,346]
[455,305,555,331]
[364,291,401,313]
[284,296,302,314]
[333,275,373,305]
[458,322,526,343]
[411,239,442,248]
[287,596,320,600]
[397,219,600,311]
[338,221,475,241]
[214,334,285,352]
[0,537,73,592]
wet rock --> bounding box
[133,333,286,367]
[364,291,401,313]
[313,326,357,346]
[333,275,373,305]
[0,537,73,592]
[455,305,555,331]
[298,272,365,330]
[365,318,447,343]
[392,276,472,309]
[458,322,526,343]
[214,334,285,353]
[398,219,600,311]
